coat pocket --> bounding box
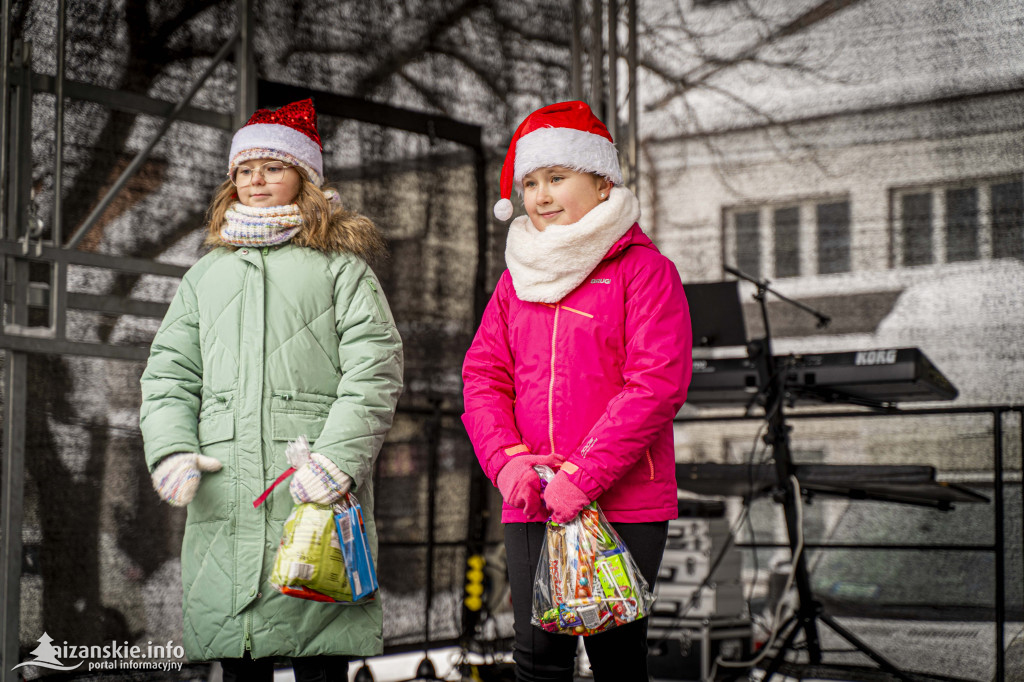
[271,410,327,443]
[269,408,330,520]
[361,277,393,325]
[189,410,235,523]
[199,410,235,446]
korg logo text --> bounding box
[855,349,897,366]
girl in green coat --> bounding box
[139,99,403,681]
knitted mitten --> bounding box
[496,453,562,518]
[290,452,352,506]
[542,471,591,524]
[151,452,223,506]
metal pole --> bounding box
[607,0,618,143]
[236,0,256,127]
[473,141,488,323]
[65,30,241,249]
[52,0,66,246]
[993,410,1005,682]
[5,40,28,244]
[0,351,27,679]
[626,0,638,194]
[571,0,583,101]
[589,0,603,112]
[0,0,10,236]
[1,36,32,671]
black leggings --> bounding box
[504,521,668,682]
[219,653,350,682]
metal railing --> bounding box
[674,404,1022,680]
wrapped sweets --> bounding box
[271,502,355,602]
[530,466,654,636]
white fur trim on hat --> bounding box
[513,127,622,192]
[230,123,324,186]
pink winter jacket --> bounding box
[462,223,692,523]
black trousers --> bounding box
[219,653,350,682]
[504,521,668,682]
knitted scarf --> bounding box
[220,189,338,247]
[505,186,640,303]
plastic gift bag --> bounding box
[331,493,379,601]
[258,437,379,603]
[530,465,655,635]
[269,493,378,603]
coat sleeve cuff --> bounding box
[559,461,604,502]
[485,443,531,483]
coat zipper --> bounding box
[248,249,264,655]
[645,448,654,480]
[244,611,252,652]
[548,305,560,454]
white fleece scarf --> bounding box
[505,186,640,303]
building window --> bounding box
[726,197,850,279]
[901,193,933,266]
[734,210,761,279]
[817,201,851,274]
[946,187,978,262]
[893,176,1022,267]
[992,181,1024,259]
[774,206,800,278]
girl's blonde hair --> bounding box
[204,167,387,263]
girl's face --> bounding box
[522,166,612,230]
[234,158,301,207]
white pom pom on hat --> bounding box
[492,101,622,221]
[493,198,514,222]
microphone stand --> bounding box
[723,265,910,681]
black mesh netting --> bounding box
[6,0,575,674]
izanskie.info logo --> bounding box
[13,632,185,673]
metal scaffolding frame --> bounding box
[0,0,489,677]
[571,0,639,193]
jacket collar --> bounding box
[602,222,650,261]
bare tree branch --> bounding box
[645,0,868,112]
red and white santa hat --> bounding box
[229,98,324,187]
[493,100,622,221]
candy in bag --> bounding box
[530,465,655,635]
[269,493,377,603]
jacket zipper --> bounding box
[244,611,252,652]
[548,305,560,454]
[645,448,654,480]
[363,279,388,323]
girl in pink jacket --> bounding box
[462,101,692,681]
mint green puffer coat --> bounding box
[140,241,403,661]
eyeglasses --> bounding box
[228,161,294,187]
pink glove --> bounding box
[496,453,562,518]
[543,471,591,524]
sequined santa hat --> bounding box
[229,98,324,187]
[493,101,622,221]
